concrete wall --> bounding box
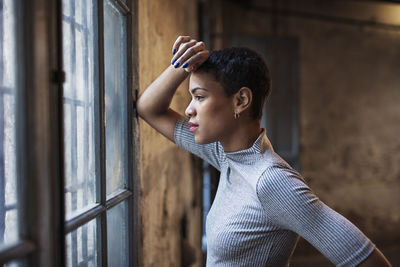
[138,0,202,266]
[206,0,400,257]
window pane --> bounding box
[104,0,128,196]
[62,0,98,219]
[66,219,97,267]
[107,201,129,266]
[4,258,27,267]
[0,0,18,246]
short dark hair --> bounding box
[195,47,271,120]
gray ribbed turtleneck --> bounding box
[174,117,375,267]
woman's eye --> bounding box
[195,95,204,100]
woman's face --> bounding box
[186,71,236,144]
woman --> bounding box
[137,36,391,267]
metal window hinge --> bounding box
[51,70,66,84]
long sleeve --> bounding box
[174,116,224,170]
[256,165,375,267]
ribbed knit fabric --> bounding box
[174,117,375,267]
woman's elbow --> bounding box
[136,97,152,119]
[136,99,145,118]
[357,248,392,267]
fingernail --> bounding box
[182,62,188,68]
[172,48,176,55]
[171,58,177,65]
[174,62,180,68]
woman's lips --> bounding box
[188,122,199,132]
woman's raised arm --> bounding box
[136,36,209,142]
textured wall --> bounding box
[296,15,400,246]
[209,0,400,252]
[138,0,202,266]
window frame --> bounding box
[0,0,140,266]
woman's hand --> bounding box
[171,36,210,72]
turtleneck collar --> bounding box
[224,129,273,164]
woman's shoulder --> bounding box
[256,152,308,199]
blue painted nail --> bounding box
[171,58,177,65]
[182,62,188,68]
[172,48,176,55]
[174,62,180,68]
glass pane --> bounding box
[66,219,97,267]
[62,0,98,219]
[104,0,128,196]
[4,258,27,267]
[0,0,18,245]
[107,201,129,266]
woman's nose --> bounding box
[185,101,196,118]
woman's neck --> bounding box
[220,119,262,153]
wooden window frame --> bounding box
[0,0,140,266]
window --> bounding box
[63,0,135,266]
[0,0,18,249]
[0,0,139,266]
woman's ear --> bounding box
[233,87,253,115]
